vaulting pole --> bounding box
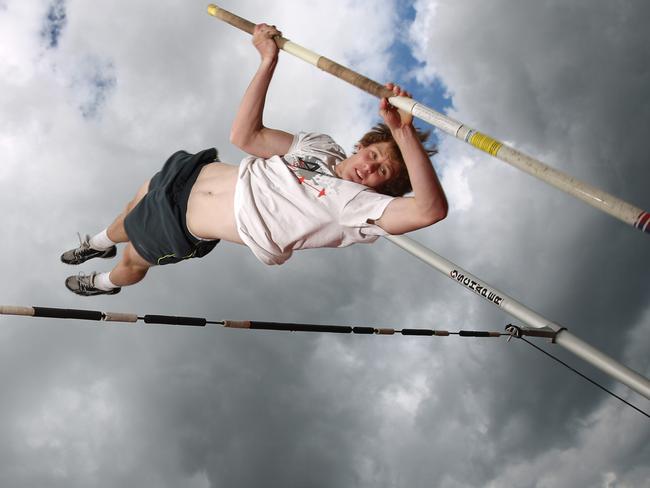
[206,4,650,235]
[385,234,650,400]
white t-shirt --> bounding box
[234,132,395,265]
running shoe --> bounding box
[61,234,117,265]
[65,272,121,297]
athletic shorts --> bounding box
[124,148,220,266]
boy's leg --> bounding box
[65,243,152,296]
[61,180,150,264]
[108,243,151,286]
[106,179,151,243]
[64,180,154,296]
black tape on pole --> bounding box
[250,321,353,334]
[401,329,435,336]
[459,331,492,337]
[33,307,104,321]
[143,315,207,327]
[352,326,375,335]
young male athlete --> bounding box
[61,24,448,296]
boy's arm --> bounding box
[230,23,294,158]
[373,84,448,235]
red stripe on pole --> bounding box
[635,212,650,232]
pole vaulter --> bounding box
[206,4,650,236]
[204,5,650,399]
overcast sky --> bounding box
[1,0,649,486]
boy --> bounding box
[62,23,448,296]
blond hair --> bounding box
[356,123,437,196]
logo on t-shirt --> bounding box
[283,155,338,198]
[283,155,334,175]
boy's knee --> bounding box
[122,245,151,271]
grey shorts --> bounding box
[124,148,220,265]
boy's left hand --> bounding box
[380,82,413,131]
[252,23,282,62]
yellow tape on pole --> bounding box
[468,131,503,157]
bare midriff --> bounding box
[186,162,244,244]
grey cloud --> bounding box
[408,0,650,485]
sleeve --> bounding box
[285,133,302,155]
[286,132,347,161]
[340,189,395,237]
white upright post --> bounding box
[385,235,650,400]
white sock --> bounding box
[89,229,116,250]
[94,272,119,290]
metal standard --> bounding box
[385,235,650,400]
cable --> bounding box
[519,337,649,419]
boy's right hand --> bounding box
[252,23,282,62]
[380,82,414,132]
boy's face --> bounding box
[335,142,400,190]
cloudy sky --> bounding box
[1,0,649,486]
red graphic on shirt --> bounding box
[288,164,328,199]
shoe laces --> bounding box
[75,272,96,292]
[73,233,92,258]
